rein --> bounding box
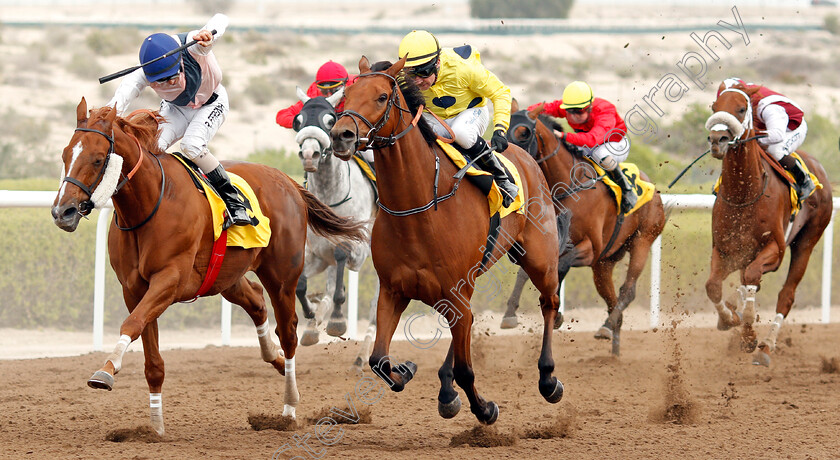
[718,133,771,208]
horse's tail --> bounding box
[296,183,369,244]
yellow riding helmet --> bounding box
[560,81,594,109]
[398,30,440,67]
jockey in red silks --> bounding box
[530,81,636,213]
[275,61,357,128]
[717,77,815,202]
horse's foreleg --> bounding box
[500,268,529,329]
[449,307,498,425]
[592,260,619,345]
[738,242,782,352]
[707,249,738,330]
[369,287,413,392]
[327,244,349,337]
[140,320,165,435]
[437,342,461,418]
[89,274,177,392]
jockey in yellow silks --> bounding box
[398,30,518,207]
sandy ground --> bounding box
[0,312,838,460]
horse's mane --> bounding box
[370,60,437,146]
[89,106,165,155]
[537,113,565,133]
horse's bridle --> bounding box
[336,70,462,216]
[507,111,562,165]
[65,126,165,231]
[336,71,419,151]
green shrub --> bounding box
[245,147,303,179]
[243,74,280,105]
[470,0,574,18]
[85,28,141,56]
[67,52,105,79]
[824,14,840,35]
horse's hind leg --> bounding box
[222,278,285,374]
[500,268,529,329]
[756,231,822,366]
[327,243,350,337]
[298,255,328,346]
[258,270,302,418]
[739,241,782,353]
[140,320,166,435]
[437,342,461,418]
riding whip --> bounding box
[98,29,217,84]
[667,149,709,189]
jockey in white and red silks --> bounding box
[718,77,815,201]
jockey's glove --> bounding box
[491,129,509,153]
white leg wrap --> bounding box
[762,313,785,352]
[149,393,164,436]
[741,285,758,324]
[106,334,132,373]
[256,320,280,363]
[283,357,299,419]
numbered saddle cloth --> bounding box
[584,157,656,216]
[437,139,525,218]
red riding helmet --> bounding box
[315,61,349,89]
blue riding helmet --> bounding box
[139,33,181,82]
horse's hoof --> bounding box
[477,401,499,425]
[87,370,114,391]
[753,350,771,367]
[553,312,564,330]
[594,326,613,340]
[326,320,347,337]
[500,315,519,329]
[539,377,564,403]
[438,394,462,419]
[300,329,320,346]
[395,361,417,383]
[716,316,734,331]
[740,338,758,353]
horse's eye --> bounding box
[92,157,104,167]
[739,107,746,114]
[322,114,335,130]
[377,94,388,103]
[293,114,304,132]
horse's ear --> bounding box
[511,98,520,112]
[743,86,761,97]
[104,104,117,124]
[296,86,310,104]
[388,55,407,77]
[716,81,727,96]
[359,56,371,74]
[76,97,87,126]
[326,87,344,107]
[528,102,545,119]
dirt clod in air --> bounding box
[820,356,840,374]
[650,323,700,424]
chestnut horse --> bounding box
[502,104,666,356]
[705,84,832,366]
[51,99,367,435]
[330,57,565,425]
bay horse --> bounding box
[502,104,666,356]
[329,57,565,425]
[51,98,367,435]
[705,83,832,366]
[293,86,379,371]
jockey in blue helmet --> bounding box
[108,13,253,227]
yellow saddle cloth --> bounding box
[437,139,525,218]
[171,155,271,248]
[352,154,377,183]
[585,158,655,216]
[713,152,822,216]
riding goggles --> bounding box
[406,58,438,79]
[316,79,346,90]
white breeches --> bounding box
[423,105,490,149]
[760,120,807,161]
[580,137,631,171]
[157,85,229,161]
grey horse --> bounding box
[292,86,379,370]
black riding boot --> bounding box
[462,138,519,207]
[605,168,637,214]
[205,165,254,227]
[779,155,816,205]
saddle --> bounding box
[582,157,656,216]
[170,152,271,248]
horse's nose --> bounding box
[51,204,81,232]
